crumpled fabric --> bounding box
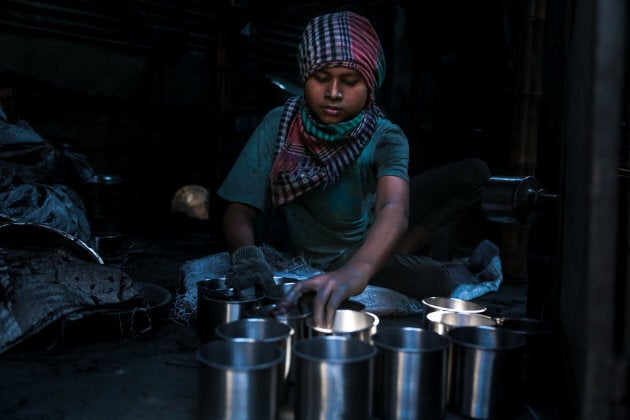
[172,245,321,323]
[351,239,504,316]
[0,247,140,354]
[448,239,503,300]
[0,184,91,243]
[349,285,425,316]
[0,110,95,242]
[0,111,47,145]
[173,240,503,321]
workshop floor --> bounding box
[0,223,564,420]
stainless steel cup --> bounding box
[372,326,450,420]
[447,326,527,419]
[246,304,312,343]
[197,340,284,420]
[215,317,294,405]
[215,317,293,378]
[196,279,264,342]
[245,303,312,384]
[421,296,486,328]
[305,309,379,343]
[264,281,296,302]
[496,317,557,397]
[293,335,377,420]
[427,310,497,336]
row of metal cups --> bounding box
[196,314,528,420]
[196,283,552,420]
[196,277,381,419]
[195,277,367,344]
[197,314,381,420]
[421,296,557,419]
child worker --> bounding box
[217,11,491,328]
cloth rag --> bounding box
[174,240,503,321]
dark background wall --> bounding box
[2,1,629,417]
[0,0,574,321]
[0,0,551,235]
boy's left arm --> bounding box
[281,175,409,327]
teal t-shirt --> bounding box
[218,106,410,269]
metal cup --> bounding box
[264,281,296,302]
[421,296,486,328]
[293,335,377,420]
[447,326,527,419]
[246,304,312,343]
[196,279,264,342]
[245,303,312,383]
[305,309,379,343]
[496,317,557,397]
[215,317,293,378]
[372,326,450,420]
[426,310,497,336]
[215,317,294,405]
[197,340,284,420]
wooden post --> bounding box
[501,0,547,282]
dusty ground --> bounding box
[0,228,548,420]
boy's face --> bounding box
[303,67,369,124]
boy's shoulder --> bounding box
[374,117,407,138]
[256,106,284,129]
[264,105,284,120]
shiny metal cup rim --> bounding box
[199,292,264,304]
[196,340,285,371]
[215,317,294,343]
[305,309,378,334]
[197,278,265,303]
[372,326,449,353]
[245,303,312,321]
[427,310,496,326]
[422,296,486,313]
[446,325,527,350]
[293,335,376,363]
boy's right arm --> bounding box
[223,202,258,252]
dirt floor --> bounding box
[0,227,557,420]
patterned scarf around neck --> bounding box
[270,96,382,206]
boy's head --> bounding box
[298,11,386,97]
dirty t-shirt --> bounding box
[218,106,409,269]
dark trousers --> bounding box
[329,158,491,301]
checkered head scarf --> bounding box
[298,11,386,102]
[270,11,386,207]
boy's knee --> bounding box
[459,158,491,184]
[468,158,490,177]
